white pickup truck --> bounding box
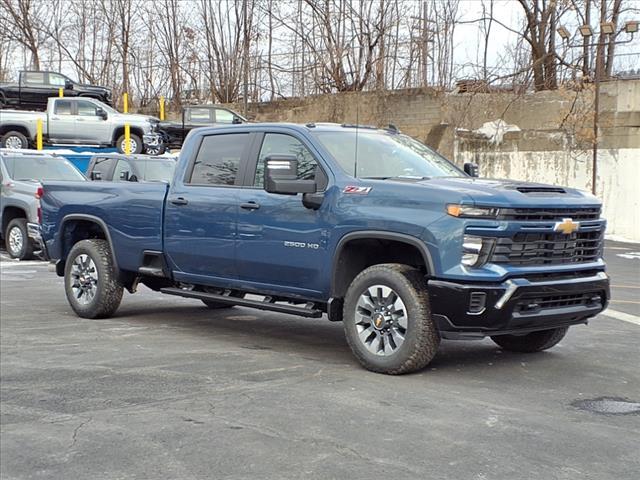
[0,97,163,154]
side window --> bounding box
[91,158,116,180]
[214,109,234,124]
[254,133,323,188]
[54,100,73,115]
[77,101,98,116]
[49,73,67,86]
[113,160,132,181]
[188,133,248,186]
[188,108,212,123]
[23,72,45,85]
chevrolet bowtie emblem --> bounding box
[554,218,580,235]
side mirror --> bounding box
[91,171,102,181]
[64,79,74,90]
[119,171,130,181]
[96,107,108,120]
[264,155,316,195]
[232,116,242,124]
[464,162,479,177]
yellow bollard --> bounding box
[124,124,131,155]
[36,119,43,150]
[58,88,64,98]
[123,92,128,113]
[159,96,165,121]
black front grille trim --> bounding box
[498,207,601,221]
[515,292,603,313]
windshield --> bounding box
[2,156,86,181]
[137,159,176,182]
[313,130,464,179]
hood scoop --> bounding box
[510,185,566,195]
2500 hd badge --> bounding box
[284,241,320,249]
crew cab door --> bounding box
[74,100,112,142]
[48,100,76,140]
[235,131,329,297]
[164,131,252,284]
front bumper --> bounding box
[143,133,165,151]
[429,271,610,339]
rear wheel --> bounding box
[1,131,29,149]
[5,218,33,260]
[116,133,143,154]
[491,327,568,353]
[64,239,123,318]
[343,264,440,374]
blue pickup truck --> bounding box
[39,123,610,374]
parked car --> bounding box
[0,149,86,259]
[156,105,246,151]
[87,153,177,183]
[0,71,112,110]
[38,123,609,374]
[0,97,163,154]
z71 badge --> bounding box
[343,186,372,194]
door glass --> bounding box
[214,109,234,124]
[49,73,67,86]
[91,158,116,179]
[113,160,132,181]
[188,134,248,186]
[77,101,99,116]
[254,133,321,188]
[54,100,73,115]
[188,108,212,123]
[23,72,45,85]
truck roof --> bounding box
[190,122,401,135]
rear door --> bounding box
[48,100,76,140]
[20,72,52,107]
[234,131,330,296]
[164,131,254,285]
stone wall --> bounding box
[228,79,640,241]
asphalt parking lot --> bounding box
[1,241,638,480]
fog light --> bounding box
[469,292,486,314]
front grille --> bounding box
[515,292,602,314]
[491,230,603,266]
[498,207,601,221]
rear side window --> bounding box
[23,72,45,85]
[91,158,116,179]
[188,134,248,186]
[55,100,72,115]
[188,108,212,123]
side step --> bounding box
[160,287,323,318]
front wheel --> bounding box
[343,264,440,374]
[116,133,143,154]
[64,239,123,319]
[5,218,34,260]
[491,327,568,353]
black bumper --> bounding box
[428,272,610,339]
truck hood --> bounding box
[404,177,601,207]
[76,84,111,94]
[110,113,159,123]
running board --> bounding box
[160,287,323,318]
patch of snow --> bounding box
[473,119,521,145]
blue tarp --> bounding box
[44,146,119,174]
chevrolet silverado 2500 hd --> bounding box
[38,123,610,374]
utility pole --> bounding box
[242,0,249,116]
[422,1,428,86]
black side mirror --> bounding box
[464,162,479,177]
[91,171,102,180]
[232,116,242,124]
[119,171,130,181]
[64,79,74,90]
[96,107,108,120]
[264,155,316,195]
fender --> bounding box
[55,213,119,275]
[331,230,435,297]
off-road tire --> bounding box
[5,218,34,260]
[116,133,143,154]
[1,130,29,149]
[491,327,568,353]
[64,239,123,319]
[343,263,440,374]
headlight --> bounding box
[447,204,499,218]
[461,235,494,268]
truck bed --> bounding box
[40,181,169,272]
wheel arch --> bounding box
[0,124,31,139]
[112,125,145,145]
[331,231,434,299]
[2,205,28,237]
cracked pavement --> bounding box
[1,242,639,479]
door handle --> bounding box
[240,201,260,210]
[169,196,188,206]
